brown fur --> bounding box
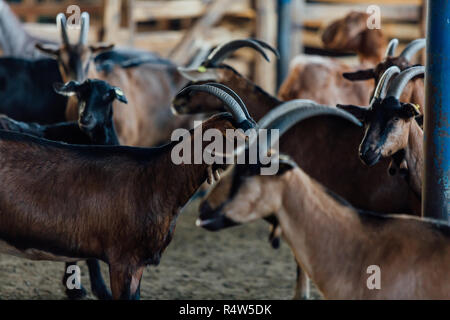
[322,11,386,65]
[212,167,450,299]
[0,113,237,299]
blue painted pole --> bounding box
[277,0,292,89]
[424,1,450,220]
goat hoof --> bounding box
[92,286,112,300]
[65,286,87,300]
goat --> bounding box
[338,66,425,201]
[342,38,426,109]
[0,85,253,299]
[0,79,128,299]
[321,11,386,66]
[197,101,450,299]
[37,12,190,146]
[277,11,389,105]
[174,53,420,299]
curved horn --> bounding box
[204,39,279,67]
[175,84,255,129]
[232,100,362,159]
[385,66,425,99]
[372,66,401,101]
[57,13,69,45]
[399,38,426,61]
[203,83,253,121]
[385,38,399,57]
[79,12,90,45]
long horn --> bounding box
[175,84,255,129]
[79,12,90,45]
[234,100,362,158]
[372,66,401,101]
[57,13,69,45]
[204,39,279,67]
[385,38,399,57]
[399,38,426,61]
[203,83,252,121]
[385,66,425,99]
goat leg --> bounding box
[86,259,112,300]
[293,266,310,300]
[109,263,145,300]
[63,262,87,300]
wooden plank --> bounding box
[103,0,122,42]
[132,27,251,56]
[255,0,277,94]
[24,23,99,43]
[9,3,104,17]
[303,3,420,25]
[312,0,421,4]
[132,0,254,21]
[168,0,231,65]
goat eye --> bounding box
[393,117,400,122]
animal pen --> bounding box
[0,0,449,303]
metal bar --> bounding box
[424,1,450,220]
[277,0,292,89]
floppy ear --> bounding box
[336,104,368,122]
[89,43,115,54]
[177,66,220,82]
[400,103,421,118]
[343,69,375,81]
[112,87,128,104]
[53,81,80,96]
[35,43,60,57]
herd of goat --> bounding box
[0,2,448,300]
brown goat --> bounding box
[174,47,420,299]
[196,103,450,299]
[278,11,387,105]
[339,66,425,201]
[36,13,190,146]
[199,161,450,299]
[321,11,386,65]
[343,38,426,110]
[0,85,253,299]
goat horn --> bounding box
[385,38,399,57]
[372,66,401,101]
[203,83,252,121]
[385,66,425,99]
[175,84,255,129]
[79,12,90,45]
[57,13,69,45]
[232,100,362,159]
[399,38,426,61]
[204,39,279,67]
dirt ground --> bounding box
[0,198,321,300]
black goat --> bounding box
[0,79,126,299]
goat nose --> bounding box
[79,114,95,128]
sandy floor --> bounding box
[0,199,321,300]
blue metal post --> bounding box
[277,0,292,89]
[424,1,450,220]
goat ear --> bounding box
[89,43,115,54]
[336,104,368,122]
[35,43,60,57]
[112,87,128,104]
[276,155,297,175]
[53,81,80,96]
[177,66,220,82]
[401,103,421,118]
[343,69,375,81]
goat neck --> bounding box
[403,119,424,199]
[275,168,366,299]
